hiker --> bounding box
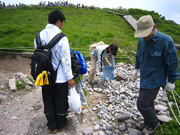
[88,44,118,87]
[34,9,75,134]
[3,2,5,7]
[70,48,87,108]
[132,15,180,134]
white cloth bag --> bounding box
[68,87,82,114]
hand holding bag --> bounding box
[68,87,82,114]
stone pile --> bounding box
[80,61,173,135]
[0,61,175,135]
[0,72,34,102]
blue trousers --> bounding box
[42,82,69,130]
[137,87,160,127]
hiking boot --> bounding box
[143,122,160,134]
[50,129,57,134]
[135,122,147,130]
[58,117,73,132]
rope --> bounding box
[171,90,180,115]
[173,90,180,99]
[164,90,180,126]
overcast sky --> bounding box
[4,0,180,24]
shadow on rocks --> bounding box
[26,116,78,135]
[26,116,49,135]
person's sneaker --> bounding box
[50,129,57,134]
[143,122,160,134]
[135,122,147,130]
[58,117,73,132]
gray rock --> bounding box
[9,78,17,91]
[116,114,131,122]
[128,128,139,135]
[105,130,112,135]
[14,72,33,86]
[32,104,42,111]
[125,119,135,125]
[105,123,113,130]
[92,132,99,135]
[157,115,173,122]
[94,124,100,131]
[115,74,127,81]
[99,125,106,131]
[155,104,168,111]
[119,124,126,131]
[98,131,105,135]
[83,127,93,135]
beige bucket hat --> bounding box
[134,15,154,37]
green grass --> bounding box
[0,5,180,134]
[26,76,34,83]
[0,6,138,58]
[16,80,26,90]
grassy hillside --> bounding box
[0,6,138,55]
[0,6,180,135]
[109,8,180,44]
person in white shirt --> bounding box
[34,9,74,134]
[88,44,118,87]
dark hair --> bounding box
[48,9,66,24]
[109,44,118,56]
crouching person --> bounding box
[88,44,118,87]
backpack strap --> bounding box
[47,33,66,48]
[36,32,42,47]
[47,33,66,71]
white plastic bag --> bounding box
[68,87,82,114]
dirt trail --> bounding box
[0,55,107,135]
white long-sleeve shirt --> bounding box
[34,24,74,83]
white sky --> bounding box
[4,0,180,24]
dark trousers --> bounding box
[42,82,69,130]
[137,87,160,127]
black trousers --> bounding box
[42,82,69,130]
[137,87,160,127]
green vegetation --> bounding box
[16,80,26,90]
[0,5,180,134]
[26,76,34,83]
[0,6,139,58]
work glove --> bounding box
[113,69,117,78]
[164,82,175,91]
[132,69,139,80]
[99,72,103,76]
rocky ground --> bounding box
[0,55,173,135]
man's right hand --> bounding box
[132,69,139,80]
[68,79,75,87]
